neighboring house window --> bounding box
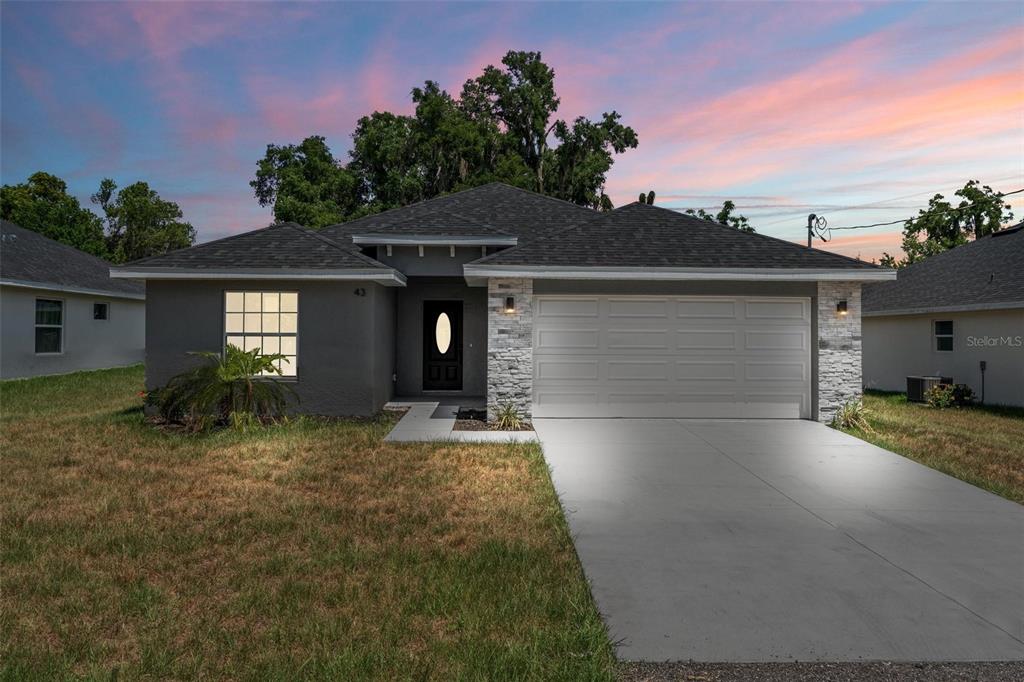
[224,291,298,376]
[93,303,109,320]
[934,320,954,352]
[35,299,63,353]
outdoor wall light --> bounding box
[504,296,516,313]
[837,300,848,316]
[354,287,366,297]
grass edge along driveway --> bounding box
[1,366,615,680]
[845,391,1024,504]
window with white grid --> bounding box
[224,291,298,376]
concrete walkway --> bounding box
[536,417,1024,662]
[384,401,538,443]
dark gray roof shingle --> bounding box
[0,220,144,297]
[863,224,1024,314]
[120,222,389,271]
[350,208,510,238]
[322,182,594,243]
[474,202,880,270]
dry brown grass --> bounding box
[1,366,613,680]
[851,392,1024,503]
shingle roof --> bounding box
[0,220,144,297]
[322,182,594,243]
[863,224,1024,315]
[350,208,510,238]
[474,202,881,270]
[120,222,389,271]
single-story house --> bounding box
[862,223,1024,406]
[111,183,894,422]
[1,220,146,380]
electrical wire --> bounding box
[825,187,1023,231]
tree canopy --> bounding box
[92,179,196,263]
[881,180,1014,268]
[252,50,638,227]
[685,200,755,233]
[0,172,108,257]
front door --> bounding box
[423,300,463,391]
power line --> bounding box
[825,187,1023,231]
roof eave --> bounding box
[863,300,1024,317]
[0,278,145,300]
[110,267,407,287]
[463,265,896,286]
[352,234,517,247]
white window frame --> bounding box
[35,297,64,355]
[223,291,298,377]
[93,302,109,321]
[934,319,954,352]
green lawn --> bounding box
[847,391,1024,504]
[1,366,614,680]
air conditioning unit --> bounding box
[907,375,953,402]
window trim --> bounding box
[93,302,109,321]
[934,319,954,353]
[34,297,64,355]
[222,290,299,379]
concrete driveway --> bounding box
[535,418,1024,662]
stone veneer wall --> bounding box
[487,278,533,421]
[817,281,863,423]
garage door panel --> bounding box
[744,329,807,351]
[608,329,670,350]
[535,297,599,318]
[533,295,811,419]
[676,360,738,381]
[745,298,809,320]
[536,328,600,350]
[677,329,737,350]
[677,298,737,318]
[607,360,671,381]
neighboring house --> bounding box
[111,183,893,422]
[1,220,145,380]
[862,224,1024,407]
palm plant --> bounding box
[155,345,296,431]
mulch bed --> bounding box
[452,407,534,432]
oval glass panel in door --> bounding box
[435,312,452,354]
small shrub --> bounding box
[492,402,524,431]
[925,383,975,409]
[830,398,873,432]
[154,345,297,432]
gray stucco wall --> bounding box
[395,277,486,397]
[864,309,1024,407]
[145,279,394,416]
[373,246,496,277]
[1,285,145,379]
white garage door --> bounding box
[532,295,811,418]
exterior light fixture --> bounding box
[504,296,516,313]
[837,300,848,316]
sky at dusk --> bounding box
[2,1,1022,261]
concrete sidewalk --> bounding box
[384,401,537,443]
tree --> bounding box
[881,180,1014,268]
[251,136,361,228]
[253,50,638,223]
[638,191,656,204]
[685,200,755,233]
[92,180,196,263]
[0,171,107,257]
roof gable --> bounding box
[863,224,1024,315]
[0,220,144,297]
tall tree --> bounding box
[253,50,638,224]
[881,180,1014,268]
[92,180,195,263]
[251,136,361,228]
[0,171,107,257]
[685,200,755,233]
